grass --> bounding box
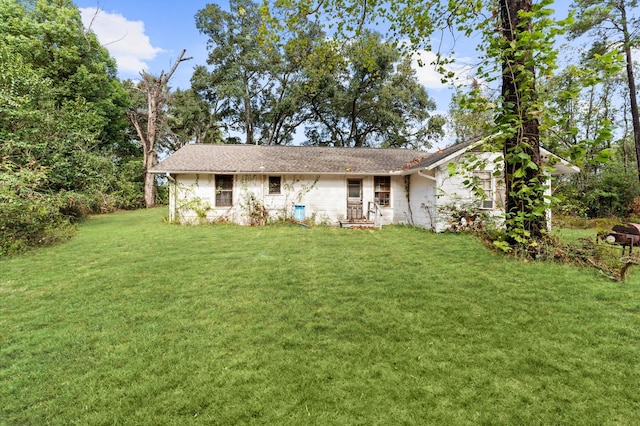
[554,227,597,243]
[1,208,639,424]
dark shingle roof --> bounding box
[408,138,478,170]
[151,141,580,176]
[151,144,470,175]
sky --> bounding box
[74,1,210,93]
[72,0,499,108]
[73,0,574,142]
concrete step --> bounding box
[339,220,377,229]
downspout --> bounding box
[167,173,177,222]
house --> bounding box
[150,139,579,231]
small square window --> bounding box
[268,176,281,194]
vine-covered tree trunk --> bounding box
[500,0,546,241]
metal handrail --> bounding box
[367,201,383,228]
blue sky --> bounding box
[72,0,497,110]
[74,0,211,92]
[73,0,576,139]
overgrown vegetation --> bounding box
[0,163,74,256]
[0,0,141,256]
[1,208,639,424]
[555,232,639,281]
[443,208,640,281]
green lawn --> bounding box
[554,227,600,243]
[1,208,639,424]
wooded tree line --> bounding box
[0,0,138,255]
[1,0,638,255]
[191,0,445,148]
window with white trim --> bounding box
[215,175,233,207]
[374,176,391,207]
[473,171,494,209]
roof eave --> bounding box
[540,148,580,175]
[422,140,482,172]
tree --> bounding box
[0,0,134,201]
[497,0,546,241]
[194,0,321,145]
[195,0,276,144]
[542,50,621,186]
[569,0,640,181]
[126,49,191,207]
[196,1,442,148]
[539,48,639,219]
[257,21,325,145]
[1,0,131,152]
[448,78,495,143]
[166,88,224,150]
[0,41,72,255]
[303,31,443,148]
[0,18,122,253]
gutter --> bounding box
[417,170,437,182]
[166,173,177,223]
[150,170,407,176]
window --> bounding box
[374,176,391,207]
[215,175,233,207]
[268,176,281,194]
[348,180,361,198]
[473,171,494,209]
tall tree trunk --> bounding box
[127,49,190,207]
[243,74,255,144]
[349,98,362,147]
[620,5,640,181]
[143,72,161,207]
[500,0,545,240]
[127,113,157,207]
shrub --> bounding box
[0,162,75,256]
[555,162,640,219]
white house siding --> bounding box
[407,173,437,230]
[300,174,408,225]
[169,167,502,231]
[342,175,412,226]
[170,173,323,224]
[157,144,576,232]
[389,176,408,225]
[292,175,345,224]
[170,173,408,226]
[434,165,471,232]
[433,152,503,232]
[170,174,223,223]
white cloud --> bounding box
[80,7,164,74]
[411,50,478,90]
